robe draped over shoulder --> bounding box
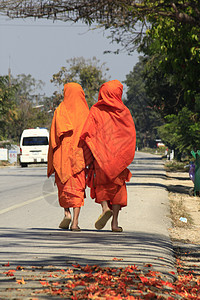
[47,82,89,184]
[80,79,136,182]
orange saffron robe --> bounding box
[47,83,89,208]
[80,80,136,208]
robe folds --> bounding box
[80,80,136,207]
[47,82,89,208]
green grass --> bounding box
[165,161,190,172]
[140,147,167,155]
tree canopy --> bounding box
[0,76,17,140]
[0,56,109,142]
[0,74,49,142]
[158,107,200,158]
[51,56,109,108]
[1,1,200,157]
[124,56,163,149]
[2,1,200,27]
[1,1,199,52]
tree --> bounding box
[1,1,199,52]
[1,1,200,154]
[2,1,199,108]
[2,1,200,27]
[0,76,18,140]
[139,23,200,158]
[140,51,186,118]
[0,74,51,143]
[141,17,200,107]
[158,107,200,158]
[2,1,199,102]
[51,56,109,108]
[12,74,45,106]
[10,74,50,141]
[124,56,163,149]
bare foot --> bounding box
[112,226,123,232]
[111,219,123,231]
[64,208,71,219]
[101,201,110,214]
[70,226,81,231]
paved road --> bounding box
[0,152,176,283]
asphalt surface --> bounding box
[0,151,177,296]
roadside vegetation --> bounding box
[0,1,199,160]
[165,161,190,173]
[0,57,109,145]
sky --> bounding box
[0,15,139,98]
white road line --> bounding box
[0,192,57,215]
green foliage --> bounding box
[51,57,109,108]
[165,161,189,172]
[2,0,200,157]
[0,74,50,143]
[0,76,18,140]
[124,56,163,149]
[11,74,49,142]
[139,13,200,159]
[3,1,200,56]
[144,17,200,107]
[12,74,44,105]
[126,1,200,156]
[141,52,186,117]
[0,56,110,144]
[158,107,200,157]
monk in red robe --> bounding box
[81,80,136,232]
[47,82,90,231]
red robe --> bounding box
[47,83,90,208]
[81,80,136,207]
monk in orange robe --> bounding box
[80,80,136,232]
[47,82,90,231]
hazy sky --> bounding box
[0,15,139,97]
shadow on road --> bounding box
[0,227,175,281]
[173,243,200,277]
[167,184,192,195]
[126,182,167,189]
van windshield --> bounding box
[22,137,48,146]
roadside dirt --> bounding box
[166,170,200,243]
[166,169,200,278]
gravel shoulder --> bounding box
[166,168,200,277]
[167,169,200,243]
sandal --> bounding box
[70,226,81,232]
[112,227,123,232]
[95,210,113,230]
[59,216,71,229]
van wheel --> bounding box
[21,163,28,168]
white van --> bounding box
[19,128,49,167]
